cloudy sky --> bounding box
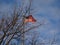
[0,0,60,45]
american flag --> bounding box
[24,15,36,23]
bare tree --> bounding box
[25,31,46,45]
[0,0,43,45]
[26,31,40,45]
[47,33,57,45]
[25,31,57,45]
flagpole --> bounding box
[21,0,32,45]
[21,15,25,45]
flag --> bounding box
[24,15,36,23]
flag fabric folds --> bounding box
[24,15,36,23]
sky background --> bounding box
[0,0,60,45]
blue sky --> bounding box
[0,0,60,45]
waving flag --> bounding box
[24,15,36,23]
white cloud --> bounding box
[29,0,60,21]
[0,4,13,12]
[0,3,15,18]
[48,29,58,35]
